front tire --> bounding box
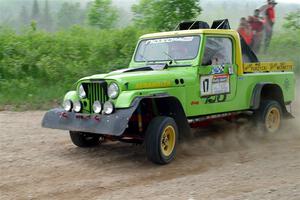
[69,131,101,147]
[145,116,178,165]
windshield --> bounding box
[134,36,201,62]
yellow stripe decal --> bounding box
[135,81,171,89]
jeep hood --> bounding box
[79,66,197,90]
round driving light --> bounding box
[107,83,119,99]
[73,101,82,113]
[93,101,102,114]
[103,101,114,114]
[63,100,72,112]
[78,84,86,99]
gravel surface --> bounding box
[1,104,300,200]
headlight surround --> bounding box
[73,101,82,113]
[93,101,102,114]
[103,101,114,114]
[107,82,119,99]
[78,84,86,99]
[63,100,73,112]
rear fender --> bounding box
[250,83,289,115]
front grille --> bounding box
[82,81,108,113]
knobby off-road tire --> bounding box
[255,100,283,134]
[69,131,101,148]
[145,116,179,165]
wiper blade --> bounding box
[163,51,178,65]
[139,54,150,65]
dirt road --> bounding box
[1,106,300,200]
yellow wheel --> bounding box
[160,125,176,157]
[265,107,281,133]
[145,116,178,164]
[256,100,282,134]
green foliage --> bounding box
[260,11,300,74]
[30,21,37,31]
[132,0,202,31]
[56,2,85,30]
[0,26,148,109]
[259,29,300,74]
[284,10,300,30]
[88,0,119,29]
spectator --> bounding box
[248,9,264,53]
[238,17,253,46]
[259,0,278,53]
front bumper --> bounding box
[42,107,137,136]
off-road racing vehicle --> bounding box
[42,20,295,164]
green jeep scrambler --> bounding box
[42,20,295,164]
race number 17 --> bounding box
[200,76,212,96]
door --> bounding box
[198,36,238,113]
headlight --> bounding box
[103,101,114,114]
[93,101,102,114]
[107,83,119,99]
[78,84,86,99]
[73,101,82,113]
[63,100,73,112]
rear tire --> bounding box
[145,116,178,165]
[69,131,101,148]
[255,100,282,133]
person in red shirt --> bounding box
[266,1,276,24]
[259,0,278,53]
[248,9,264,53]
[238,17,253,46]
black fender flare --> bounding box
[250,83,285,110]
[250,83,271,110]
[131,94,191,139]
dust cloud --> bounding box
[179,78,300,160]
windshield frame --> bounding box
[133,35,201,63]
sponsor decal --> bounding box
[200,74,230,96]
[243,62,293,73]
[205,94,227,104]
[211,65,225,74]
[191,101,200,105]
[146,37,194,44]
[59,112,68,119]
[228,65,234,75]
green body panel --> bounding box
[185,72,295,117]
[64,30,295,118]
[64,91,79,102]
